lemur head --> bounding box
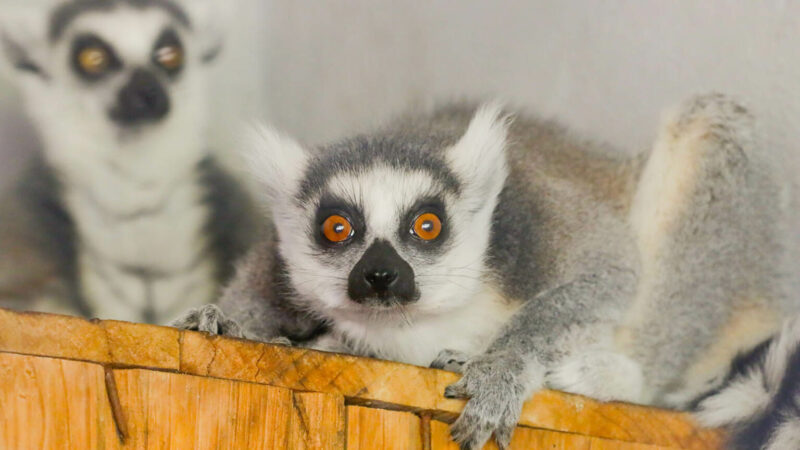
[247,105,509,323]
[1,0,224,175]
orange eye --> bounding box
[412,212,442,241]
[78,47,109,74]
[322,215,354,243]
[155,45,183,71]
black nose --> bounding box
[364,268,398,292]
[109,69,170,125]
[347,240,417,304]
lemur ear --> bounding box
[178,0,231,64]
[446,103,511,210]
[0,6,50,81]
[243,124,310,207]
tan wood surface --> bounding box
[0,352,119,449]
[346,406,422,450]
[290,392,346,449]
[430,420,668,450]
[0,308,724,449]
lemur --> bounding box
[173,94,797,449]
[0,0,257,324]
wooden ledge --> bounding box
[0,308,723,449]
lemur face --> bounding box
[48,3,196,129]
[2,0,221,165]
[247,105,510,323]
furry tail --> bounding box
[694,316,800,449]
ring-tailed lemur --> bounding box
[174,94,796,448]
[0,0,257,324]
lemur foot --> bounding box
[443,351,530,450]
[268,336,293,346]
[431,349,470,373]
[169,304,245,338]
[665,92,753,159]
[546,351,645,403]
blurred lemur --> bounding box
[0,0,256,323]
[174,94,797,449]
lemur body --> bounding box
[0,0,256,323]
[175,94,794,449]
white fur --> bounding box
[447,102,509,212]
[4,3,222,323]
[547,350,645,403]
[766,417,800,450]
[244,124,309,205]
[694,369,771,427]
[327,283,520,366]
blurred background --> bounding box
[2,0,800,184]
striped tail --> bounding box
[694,316,800,449]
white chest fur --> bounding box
[323,283,521,367]
[64,161,216,324]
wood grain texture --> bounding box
[0,308,724,449]
[100,321,179,370]
[0,352,120,449]
[290,392,346,449]
[113,369,292,449]
[179,331,721,449]
[429,421,667,450]
[0,308,111,362]
[346,406,422,450]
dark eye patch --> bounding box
[313,196,366,251]
[399,198,450,251]
[152,28,184,76]
[70,34,121,81]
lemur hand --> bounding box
[443,350,531,449]
[169,304,245,338]
[431,349,470,373]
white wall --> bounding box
[3,0,800,179]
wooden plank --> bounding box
[0,309,180,370]
[430,420,591,450]
[0,352,120,449]
[429,421,668,450]
[290,392,346,449]
[100,321,179,370]
[0,308,724,448]
[180,330,721,449]
[346,406,422,450]
[518,390,720,449]
[112,368,293,449]
[0,308,111,362]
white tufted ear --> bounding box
[446,103,511,211]
[242,124,311,207]
[0,4,52,82]
[176,0,232,64]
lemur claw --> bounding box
[431,349,470,373]
[444,351,528,449]
[169,304,245,338]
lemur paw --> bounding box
[169,304,245,338]
[443,351,529,449]
[268,336,293,346]
[666,92,753,157]
[431,349,470,373]
[546,351,645,403]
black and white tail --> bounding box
[694,316,800,449]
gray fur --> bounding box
[174,93,792,449]
[298,134,462,204]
